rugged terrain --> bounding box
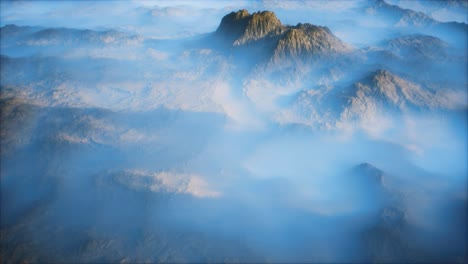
[1,1,467,263]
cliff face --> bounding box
[235,11,283,45]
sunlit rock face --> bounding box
[342,69,449,114]
[0,0,467,263]
[272,23,352,61]
[216,10,283,45]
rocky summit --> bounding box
[216,9,283,45]
[215,9,352,62]
[271,23,352,62]
[343,69,442,112]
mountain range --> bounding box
[1,1,467,263]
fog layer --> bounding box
[1,0,467,263]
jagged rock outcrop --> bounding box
[216,9,283,45]
[217,10,284,45]
[214,9,352,62]
[272,23,351,62]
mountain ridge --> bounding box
[0,24,142,46]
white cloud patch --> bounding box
[212,79,265,131]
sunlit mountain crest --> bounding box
[216,10,283,45]
[344,69,453,110]
[215,9,352,62]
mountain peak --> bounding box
[371,69,404,91]
[374,69,392,78]
[214,9,352,63]
[272,23,351,62]
[216,9,283,45]
[347,69,439,110]
[220,9,250,24]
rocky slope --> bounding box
[342,69,448,111]
[385,34,449,60]
[364,0,468,35]
[284,68,463,129]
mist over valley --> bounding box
[1,0,467,263]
